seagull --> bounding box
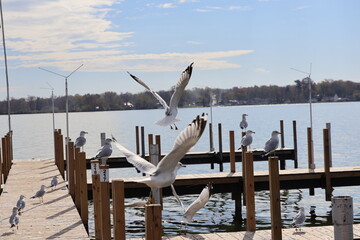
[50,176,58,189]
[30,185,46,203]
[238,130,255,150]
[262,130,281,158]
[16,195,26,215]
[292,207,305,231]
[93,138,113,165]
[127,63,194,130]
[182,183,212,225]
[75,131,88,149]
[112,113,207,203]
[240,114,248,131]
[9,207,20,230]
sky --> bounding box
[0,0,359,100]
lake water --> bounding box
[1,102,360,237]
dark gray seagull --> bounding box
[112,113,207,202]
[292,207,305,231]
[262,130,281,157]
[240,113,248,131]
[93,138,113,165]
[30,185,46,203]
[127,63,194,130]
[239,130,255,150]
[16,195,26,215]
[9,207,20,230]
[75,130,88,148]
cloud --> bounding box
[255,68,270,73]
[295,6,309,11]
[194,5,251,12]
[157,3,177,9]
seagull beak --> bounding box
[181,164,186,168]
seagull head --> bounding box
[271,130,281,136]
[246,130,255,135]
[104,138,113,144]
[80,131,88,136]
[41,185,46,190]
[19,195,25,199]
[176,162,186,170]
[242,113,248,117]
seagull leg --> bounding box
[174,123,178,130]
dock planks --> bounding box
[0,159,89,239]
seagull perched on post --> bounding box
[16,195,26,215]
[238,130,255,150]
[75,131,88,149]
[9,207,20,230]
[292,207,305,231]
[30,185,46,203]
[92,138,113,165]
[240,114,248,132]
[262,130,281,158]
[127,63,194,130]
[112,113,207,203]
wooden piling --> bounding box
[268,156,282,240]
[99,165,111,240]
[229,131,236,173]
[209,123,215,169]
[56,132,65,179]
[68,141,75,199]
[101,133,106,146]
[149,137,161,204]
[292,121,298,168]
[241,131,247,206]
[2,137,8,183]
[145,204,162,240]
[326,123,333,167]
[332,196,353,240]
[141,126,145,158]
[156,135,161,157]
[112,180,126,240]
[0,143,2,189]
[232,188,242,221]
[244,152,256,231]
[135,126,140,155]
[307,127,315,196]
[75,147,81,210]
[78,151,88,229]
[91,160,101,239]
[280,120,285,148]
[218,123,223,172]
[54,130,59,168]
[323,128,332,201]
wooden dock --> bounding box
[0,159,89,239]
[128,224,360,239]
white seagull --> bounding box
[16,195,26,215]
[50,176,58,189]
[240,114,248,131]
[75,131,88,148]
[262,130,281,157]
[9,207,20,230]
[93,138,113,165]
[30,185,46,203]
[239,130,255,150]
[127,63,194,130]
[182,183,212,225]
[292,207,305,231]
[112,113,207,202]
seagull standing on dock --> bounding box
[75,131,88,149]
[262,130,281,158]
[50,176,58,189]
[127,63,194,130]
[240,114,248,132]
[30,185,46,203]
[112,113,207,203]
[292,207,305,231]
[239,130,255,150]
[9,207,20,230]
[93,138,113,165]
[16,195,26,215]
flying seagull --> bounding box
[75,131,88,149]
[16,195,26,215]
[50,176,58,189]
[240,114,248,131]
[112,113,207,203]
[30,185,46,203]
[9,207,20,230]
[127,63,194,130]
[92,138,113,165]
[262,130,281,158]
[238,130,255,150]
[292,207,305,231]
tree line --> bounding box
[0,78,359,114]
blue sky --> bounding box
[0,0,359,99]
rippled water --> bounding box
[1,102,360,238]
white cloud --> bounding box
[193,9,212,12]
[228,6,252,11]
[255,68,270,73]
[295,6,309,11]
[157,3,177,9]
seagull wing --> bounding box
[127,72,169,109]
[241,135,252,147]
[112,136,157,175]
[264,137,279,153]
[75,136,86,147]
[95,145,112,159]
[155,113,207,174]
[171,184,185,210]
[183,184,211,222]
[169,63,193,110]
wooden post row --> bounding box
[268,156,282,240]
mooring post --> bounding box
[280,120,285,148]
[75,147,81,210]
[268,156,282,240]
[232,188,242,221]
[100,132,106,146]
[2,137,7,183]
[135,126,140,155]
[218,123,223,172]
[5,134,10,178]
[307,127,315,196]
[323,128,332,201]
[91,160,101,240]
[244,152,256,232]
[332,196,353,240]
[326,123,332,167]
[0,143,2,189]
[54,130,58,167]
[141,126,145,158]
[149,137,161,204]
[99,164,111,240]
[79,151,88,230]
[229,130,236,173]
[156,135,161,157]
[68,141,75,199]
[292,121,298,168]
[112,180,126,240]
[241,131,247,206]
[145,204,162,240]
[209,123,215,169]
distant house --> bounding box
[333,94,339,102]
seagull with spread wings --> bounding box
[127,63,194,130]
